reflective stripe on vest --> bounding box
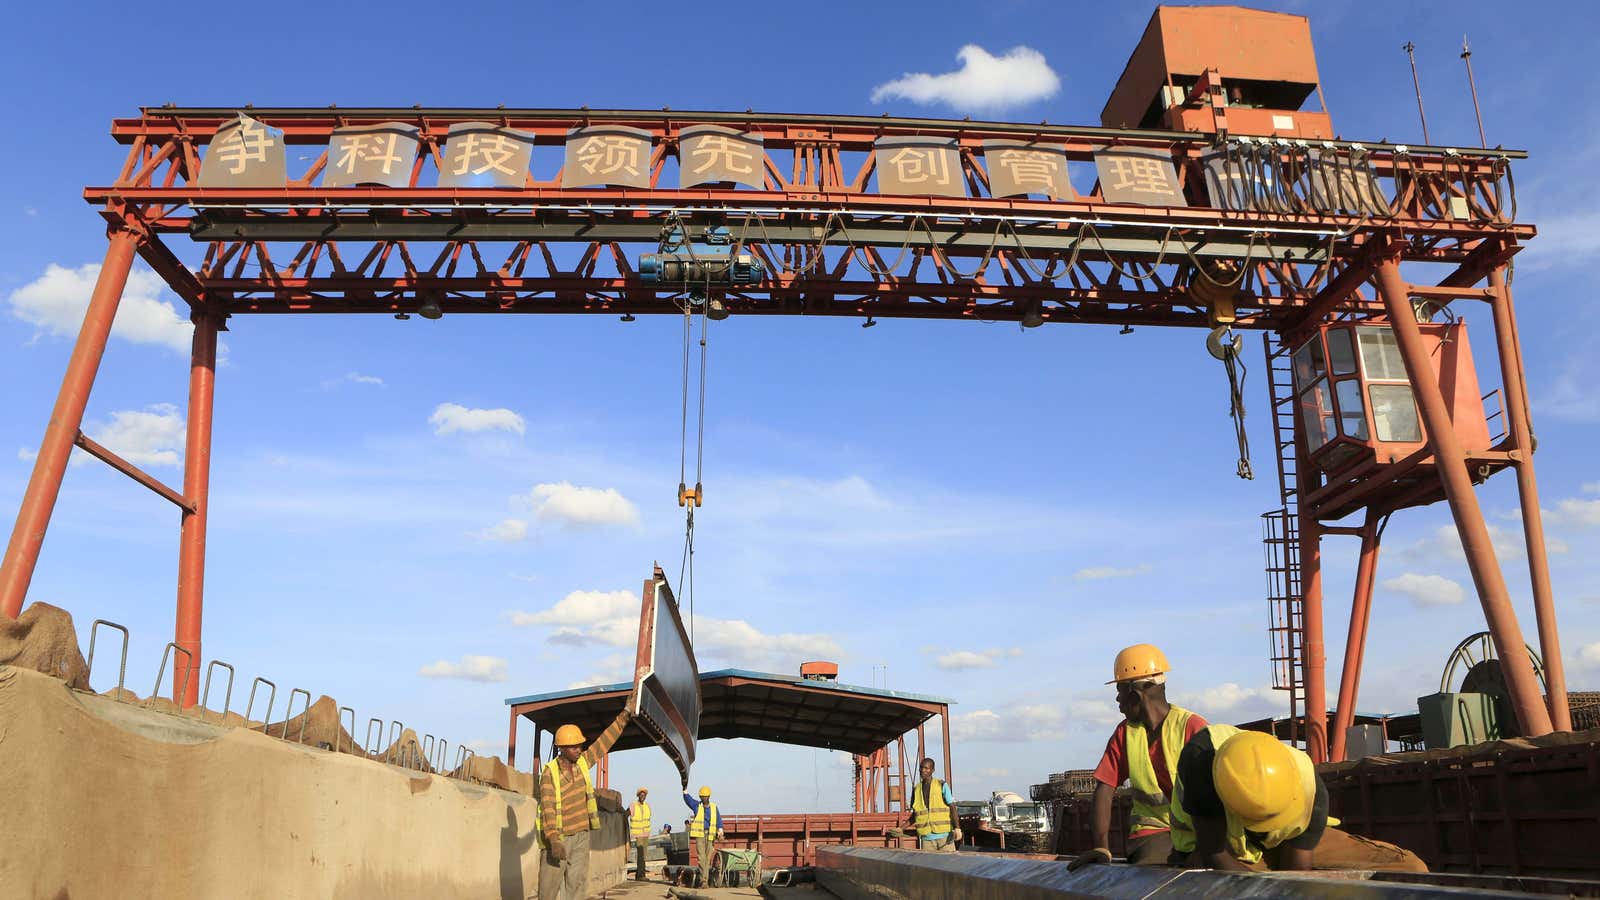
[1125,705,1195,836]
[909,778,953,837]
[543,756,602,832]
[1170,725,1319,865]
[630,802,652,837]
[689,800,719,838]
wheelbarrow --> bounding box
[710,848,763,887]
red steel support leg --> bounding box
[941,711,953,790]
[1330,508,1383,762]
[173,310,219,706]
[1299,510,1328,762]
[1375,257,1553,736]
[0,229,141,618]
[1489,267,1570,730]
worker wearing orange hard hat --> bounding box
[683,784,724,887]
[1170,726,1427,872]
[1069,644,1209,870]
[538,706,632,900]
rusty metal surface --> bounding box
[815,846,1564,899]
[629,570,700,787]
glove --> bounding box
[886,827,906,839]
[546,837,568,862]
[952,827,964,843]
[1066,847,1112,871]
[715,829,725,841]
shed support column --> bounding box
[1489,266,1570,730]
[1374,256,1552,736]
[1,229,141,618]
[507,709,520,769]
[174,309,219,706]
[941,711,953,791]
[1330,508,1382,762]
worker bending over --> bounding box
[683,785,724,886]
[628,787,652,881]
[909,757,964,851]
[1171,726,1426,872]
[538,707,631,900]
[1070,644,1207,870]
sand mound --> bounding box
[255,694,364,756]
[0,602,90,689]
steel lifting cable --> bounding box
[1220,334,1254,480]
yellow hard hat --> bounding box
[553,724,586,747]
[637,787,649,795]
[1214,731,1308,833]
[698,786,712,797]
[1106,643,1170,684]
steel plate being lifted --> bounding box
[630,565,701,787]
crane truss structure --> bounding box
[0,107,1567,763]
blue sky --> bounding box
[2,0,1597,813]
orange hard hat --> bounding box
[554,724,586,747]
[1106,644,1170,684]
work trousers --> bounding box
[694,832,713,883]
[918,833,958,852]
[1268,827,1428,872]
[633,837,648,880]
[1125,830,1173,865]
[537,830,591,900]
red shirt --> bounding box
[1092,711,1208,836]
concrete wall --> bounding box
[0,665,624,900]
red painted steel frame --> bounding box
[174,311,219,704]
[1330,509,1383,762]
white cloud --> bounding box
[429,402,525,436]
[973,767,1010,778]
[1381,573,1466,607]
[322,372,384,389]
[8,263,196,354]
[418,654,508,683]
[525,481,640,528]
[1176,683,1277,715]
[84,404,186,467]
[936,651,996,671]
[1583,482,1600,495]
[931,647,1024,670]
[511,587,838,670]
[475,518,528,543]
[1074,564,1152,581]
[951,705,1068,742]
[1579,642,1600,668]
[1405,523,1539,562]
[566,653,633,690]
[870,45,1060,111]
[1549,498,1600,527]
[510,589,638,627]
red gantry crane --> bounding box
[0,6,1568,764]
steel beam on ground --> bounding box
[0,229,141,618]
[1373,257,1552,736]
[1489,267,1569,731]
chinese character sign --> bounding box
[982,141,1074,201]
[563,126,653,189]
[199,114,286,188]
[437,122,535,189]
[874,137,965,198]
[679,125,764,189]
[325,123,420,188]
[1093,147,1187,207]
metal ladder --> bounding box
[1261,334,1305,745]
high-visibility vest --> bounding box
[1125,706,1195,836]
[1170,725,1321,865]
[542,756,601,833]
[689,800,720,838]
[909,778,953,837]
[630,802,652,838]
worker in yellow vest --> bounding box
[537,707,631,900]
[683,785,724,887]
[1069,644,1208,870]
[1170,726,1426,872]
[908,757,963,851]
[628,788,652,882]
